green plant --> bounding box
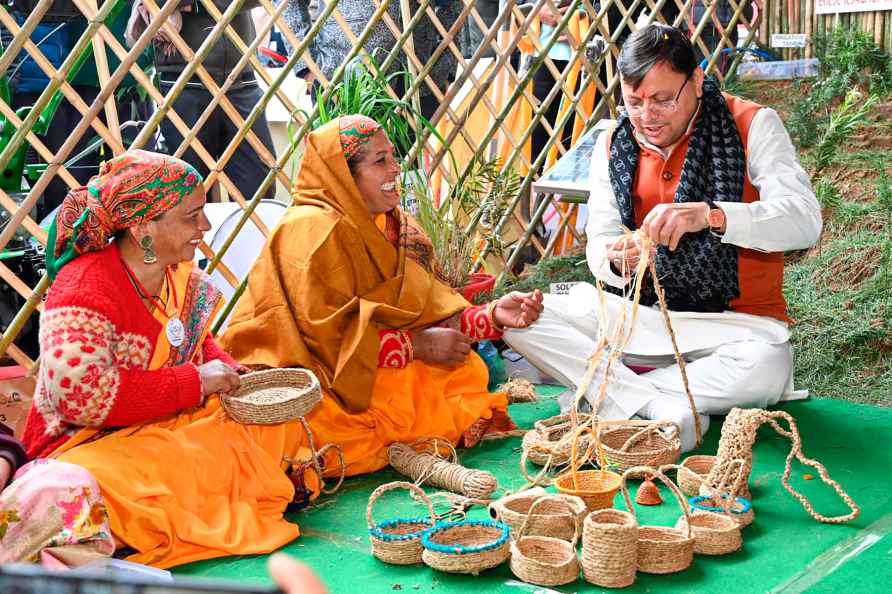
[812,90,877,173]
[408,158,521,288]
[814,177,842,210]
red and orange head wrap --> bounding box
[338,114,382,162]
[46,149,203,280]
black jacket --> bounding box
[155,0,261,87]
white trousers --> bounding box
[504,288,802,452]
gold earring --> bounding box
[140,235,157,265]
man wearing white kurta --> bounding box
[504,25,821,452]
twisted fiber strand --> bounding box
[707,408,860,523]
[389,442,498,499]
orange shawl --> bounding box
[221,118,469,412]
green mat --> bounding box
[174,392,892,593]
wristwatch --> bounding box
[706,200,726,231]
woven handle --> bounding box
[366,481,437,530]
[520,447,554,487]
[621,466,693,539]
[517,495,580,547]
[617,421,680,453]
[716,458,747,504]
[569,418,606,490]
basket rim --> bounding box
[421,520,510,555]
[690,494,752,514]
[368,517,435,541]
[230,368,320,399]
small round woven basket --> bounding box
[554,470,622,513]
[522,414,592,466]
[622,466,694,575]
[581,508,638,588]
[509,495,580,586]
[421,520,511,575]
[690,494,754,528]
[600,422,681,473]
[221,368,322,425]
[367,481,436,565]
[489,487,586,541]
[677,455,716,497]
[675,510,742,556]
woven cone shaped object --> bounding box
[636,477,663,506]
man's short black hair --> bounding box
[617,24,697,90]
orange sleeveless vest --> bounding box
[628,94,788,322]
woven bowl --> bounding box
[221,368,322,425]
[421,520,510,575]
[675,510,742,556]
[677,455,716,497]
[489,488,586,541]
[554,469,622,513]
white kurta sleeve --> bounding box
[716,107,822,252]
[585,131,628,289]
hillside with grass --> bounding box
[493,27,892,407]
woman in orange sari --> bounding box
[221,115,543,477]
[22,150,322,568]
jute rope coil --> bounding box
[222,367,322,425]
[366,481,437,565]
[509,495,581,587]
[704,408,860,524]
[621,466,694,575]
[581,507,638,588]
[489,487,586,541]
[388,441,498,500]
[501,378,539,403]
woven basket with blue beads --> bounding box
[367,481,437,565]
[421,519,511,575]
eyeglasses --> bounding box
[623,74,692,118]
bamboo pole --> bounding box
[86,0,122,146]
[69,0,271,240]
[204,0,396,278]
[0,0,183,262]
[703,0,750,78]
[0,1,52,76]
[0,261,44,310]
[0,274,49,359]
[136,0,290,190]
[805,0,813,59]
[0,8,124,156]
[256,0,330,87]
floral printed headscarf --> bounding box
[339,114,382,162]
[46,150,203,280]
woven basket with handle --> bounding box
[221,368,321,425]
[600,421,681,473]
[367,481,436,565]
[509,495,580,586]
[621,466,695,575]
[554,423,622,513]
[489,487,586,541]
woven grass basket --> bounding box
[509,495,580,586]
[522,414,592,466]
[421,520,510,575]
[554,424,622,513]
[600,422,681,473]
[581,508,638,588]
[690,494,754,528]
[221,368,321,425]
[621,466,695,575]
[676,455,716,497]
[489,487,586,541]
[675,510,742,556]
[367,481,436,565]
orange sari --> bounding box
[221,117,511,477]
[52,263,321,568]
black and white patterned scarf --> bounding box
[608,78,744,312]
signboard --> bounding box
[549,281,583,295]
[771,33,808,48]
[816,0,892,15]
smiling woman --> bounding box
[21,150,325,568]
[222,114,544,478]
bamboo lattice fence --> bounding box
[0,0,881,368]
